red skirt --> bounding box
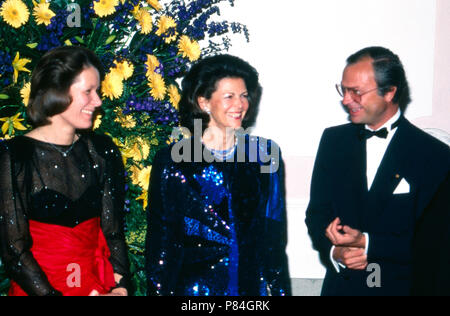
[9,217,116,296]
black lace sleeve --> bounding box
[91,135,131,292]
[0,141,61,296]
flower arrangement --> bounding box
[0,0,248,295]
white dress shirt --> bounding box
[330,109,401,272]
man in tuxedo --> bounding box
[305,46,450,296]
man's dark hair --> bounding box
[347,46,411,112]
[179,54,262,135]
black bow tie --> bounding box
[359,116,402,140]
[360,128,389,139]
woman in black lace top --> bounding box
[0,46,130,296]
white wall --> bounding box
[219,0,438,279]
[222,0,436,156]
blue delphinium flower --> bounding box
[37,9,71,51]
[124,95,179,125]
[0,51,13,86]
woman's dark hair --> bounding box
[347,46,411,113]
[179,54,262,134]
[27,46,104,127]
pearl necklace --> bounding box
[206,137,238,161]
[210,145,237,160]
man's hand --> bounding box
[326,217,368,271]
[326,217,366,248]
[333,247,368,270]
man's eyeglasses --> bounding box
[335,84,378,103]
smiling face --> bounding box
[341,58,398,130]
[51,66,102,131]
[198,77,249,132]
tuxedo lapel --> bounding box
[339,125,368,227]
[351,126,369,194]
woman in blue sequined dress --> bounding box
[145,55,291,296]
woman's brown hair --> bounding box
[27,46,104,127]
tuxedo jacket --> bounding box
[305,116,450,296]
[412,171,450,296]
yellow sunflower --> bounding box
[146,0,161,11]
[114,111,137,129]
[134,7,152,34]
[168,84,181,110]
[0,0,29,28]
[113,60,134,80]
[32,0,55,26]
[137,137,150,160]
[131,163,151,208]
[93,0,118,18]
[156,15,178,43]
[148,72,166,101]
[101,71,123,100]
[20,82,31,106]
[145,54,160,78]
[122,137,150,162]
[178,35,201,62]
[124,143,143,162]
[129,165,141,185]
[130,165,152,191]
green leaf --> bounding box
[26,43,38,49]
[0,94,9,100]
[74,36,85,44]
[105,35,116,45]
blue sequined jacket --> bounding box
[145,135,291,296]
